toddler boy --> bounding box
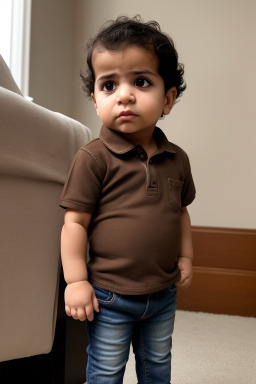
[60,15,195,384]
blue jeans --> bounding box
[86,285,177,384]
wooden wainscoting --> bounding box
[177,226,256,317]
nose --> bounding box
[116,85,135,105]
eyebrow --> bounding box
[97,70,157,83]
[133,70,157,77]
[97,74,116,83]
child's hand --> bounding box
[176,257,193,288]
[64,280,99,321]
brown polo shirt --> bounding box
[60,125,195,295]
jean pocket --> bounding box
[92,285,116,305]
[168,178,184,210]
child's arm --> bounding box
[176,207,194,288]
[61,209,99,321]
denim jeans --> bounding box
[86,285,177,384]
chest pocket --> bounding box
[168,178,184,210]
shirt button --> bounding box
[149,159,153,164]
[139,154,145,160]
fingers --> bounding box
[64,284,100,321]
[65,306,84,320]
[176,274,192,288]
[85,304,95,322]
[65,304,71,317]
[92,294,100,313]
[65,303,98,322]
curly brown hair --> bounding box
[80,15,186,100]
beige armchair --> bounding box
[0,55,92,382]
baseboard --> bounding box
[177,226,256,317]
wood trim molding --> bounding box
[191,226,256,270]
[177,226,256,317]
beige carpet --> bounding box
[123,310,256,384]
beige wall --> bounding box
[30,0,75,115]
[30,0,256,230]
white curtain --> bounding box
[0,0,31,97]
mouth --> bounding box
[118,111,137,120]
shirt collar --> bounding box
[99,125,176,155]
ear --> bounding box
[91,93,99,115]
[163,87,177,116]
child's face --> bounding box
[91,45,176,144]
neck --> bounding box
[142,140,158,158]
[122,128,157,157]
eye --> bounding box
[135,77,152,88]
[102,81,117,92]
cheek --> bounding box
[144,96,165,116]
[143,90,165,107]
[95,99,114,122]
[93,96,105,114]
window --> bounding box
[0,0,31,97]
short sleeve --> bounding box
[181,151,196,207]
[59,148,103,213]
